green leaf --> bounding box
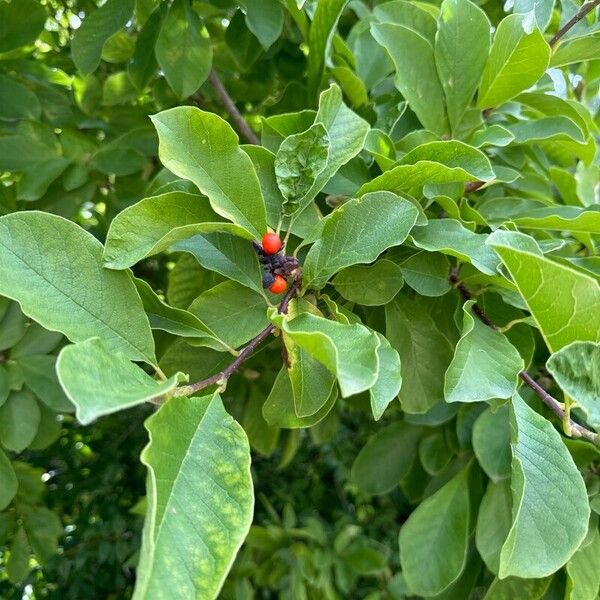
[550,32,600,67]
[507,116,586,144]
[0,75,41,121]
[188,281,269,350]
[133,278,228,351]
[359,140,494,195]
[386,295,454,414]
[6,526,30,584]
[303,192,419,289]
[445,301,523,403]
[0,0,47,52]
[333,259,404,306]
[565,529,600,600]
[499,394,590,578]
[468,125,515,148]
[370,333,402,421]
[546,341,600,430]
[151,107,267,239]
[412,219,500,275]
[57,338,183,425]
[490,242,600,352]
[263,368,338,429]
[10,323,61,358]
[0,390,40,453]
[21,505,62,564]
[373,1,437,43]
[483,575,552,600]
[513,0,554,31]
[128,4,165,89]
[0,301,26,351]
[371,21,448,135]
[351,421,421,495]
[17,355,73,412]
[155,0,211,100]
[0,212,155,364]
[0,366,8,407]
[307,0,348,99]
[399,251,451,297]
[274,123,329,210]
[476,479,512,574]
[134,394,253,600]
[103,192,252,269]
[472,405,511,482]
[0,448,17,510]
[271,311,380,398]
[477,14,550,109]
[244,0,284,50]
[173,233,264,294]
[71,0,134,75]
[435,0,490,132]
[399,465,471,596]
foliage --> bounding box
[1,0,600,599]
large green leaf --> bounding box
[371,21,448,135]
[0,75,41,122]
[472,405,511,482]
[134,393,253,600]
[151,107,267,239]
[399,465,471,596]
[373,0,437,43]
[477,14,550,109]
[550,32,600,67]
[386,296,454,414]
[333,259,404,306]
[172,233,264,295]
[155,0,211,99]
[244,0,284,50]
[0,0,47,53]
[358,141,494,195]
[370,333,403,421]
[507,116,586,144]
[103,192,251,269]
[490,242,600,352]
[271,311,380,398]
[399,251,451,297]
[435,0,490,132]
[498,394,589,578]
[0,448,17,510]
[71,0,134,74]
[412,219,500,275]
[0,212,155,364]
[351,421,421,494]
[444,301,523,403]
[565,530,600,600]
[546,341,600,430]
[57,338,184,425]
[17,355,72,412]
[303,192,419,289]
[307,0,348,99]
[0,390,40,453]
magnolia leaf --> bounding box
[472,405,512,482]
[0,211,155,364]
[0,448,17,510]
[371,22,448,135]
[550,32,600,67]
[0,390,40,453]
[444,301,523,403]
[359,140,494,195]
[399,465,471,596]
[412,219,500,275]
[370,333,402,421]
[476,479,513,575]
[386,295,454,414]
[399,251,451,297]
[546,341,600,430]
[507,116,586,144]
[245,0,284,50]
[151,107,267,239]
[274,122,329,210]
[333,260,404,306]
[435,0,491,132]
[57,338,184,425]
[155,0,211,100]
[499,394,590,578]
[565,529,600,600]
[17,355,72,412]
[133,394,253,600]
[477,14,550,108]
[103,192,252,269]
[490,242,600,352]
[351,421,421,494]
[71,0,134,74]
[0,0,47,53]
[303,192,419,289]
[271,311,380,398]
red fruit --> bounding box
[262,232,282,255]
[269,275,287,294]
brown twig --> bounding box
[549,0,600,47]
[172,278,301,398]
[449,266,599,446]
[464,181,485,194]
[207,69,260,145]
